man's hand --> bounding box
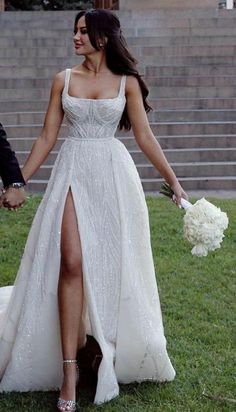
[1,187,25,210]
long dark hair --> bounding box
[74,9,152,131]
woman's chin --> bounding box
[74,48,84,56]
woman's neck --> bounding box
[82,55,108,74]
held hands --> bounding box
[0,187,25,211]
[170,181,188,207]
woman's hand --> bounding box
[1,187,25,210]
[171,181,188,207]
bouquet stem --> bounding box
[160,182,192,210]
[180,198,192,210]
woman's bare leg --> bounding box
[58,190,84,402]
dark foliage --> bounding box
[5,0,93,11]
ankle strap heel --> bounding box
[57,360,79,411]
[63,359,79,372]
[63,359,77,364]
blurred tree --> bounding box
[42,0,93,10]
[5,0,93,10]
[6,0,40,10]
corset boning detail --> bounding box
[67,124,116,141]
[62,93,126,141]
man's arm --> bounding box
[0,123,25,187]
[0,123,25,209]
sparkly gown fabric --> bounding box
[0,69,175,404]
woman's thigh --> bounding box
[60,189,82,276]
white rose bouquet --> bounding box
[160,183,229,257]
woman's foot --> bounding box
[57,360,79,411]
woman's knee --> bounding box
[60,253,82,280]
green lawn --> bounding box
[0,195,235,412]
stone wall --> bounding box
[119,0,219,10]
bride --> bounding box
[0,8,187,412]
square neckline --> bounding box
[64,68,125,102]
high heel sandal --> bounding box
[57,359,79,412]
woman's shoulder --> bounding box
[50,69,68,92]
[54,69,67,83]
[126,74,139,85]
[125,74,140,95]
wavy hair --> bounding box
[74,9,152,131]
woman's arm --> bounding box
[22,71,65,183]
[125,76,187,205]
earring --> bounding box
[99,43,104,48]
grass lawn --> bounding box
[0,195,235,412]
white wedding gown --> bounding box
[0,69,175,404]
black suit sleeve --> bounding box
[0,123,25,187]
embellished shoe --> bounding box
[57,359,79,412]
[57,398,76,412]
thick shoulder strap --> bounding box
[64,68,71,93]
[119,75,127,98]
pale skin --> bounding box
[21,15,187,406]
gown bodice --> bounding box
[62,69,126,141]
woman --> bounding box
[0,9,187,412]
